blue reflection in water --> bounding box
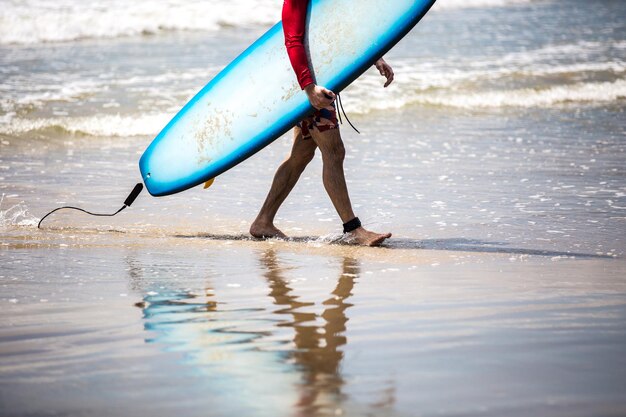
[135,250,361,416]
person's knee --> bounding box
[321,140,345,163]
[289,146,316,168]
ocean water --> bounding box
[1,0,626,416]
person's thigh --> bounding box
[309,127,345,157]
[289,126,318,159]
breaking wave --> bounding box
[389,79,626,110]
[0,113,172,137]
[0,0,541,45]
[2,78,623,138]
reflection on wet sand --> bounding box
[261,250,360,415]
[132,250,366,416]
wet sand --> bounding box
[2,230,626,417]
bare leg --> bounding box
[250,128,316,239]
[310,128,391,246]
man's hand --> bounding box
[304,84,336,109]
[375,58,394,87]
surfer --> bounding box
[250,0,394,246]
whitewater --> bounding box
[0,0,544,45]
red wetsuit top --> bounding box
[282,0,315,90]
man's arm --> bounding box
[282,0,313,90]
[282,0,335,109]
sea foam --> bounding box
[410,79,626,109]
[0,0,540,45]
[344,77,626,113]
[0,0,280,45]
[2,78,623,138]
[0,195,39,228]
[0,113,173,137]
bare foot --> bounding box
[250,220,288,239]
[344,227,391,247]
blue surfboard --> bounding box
[139,0,437,196]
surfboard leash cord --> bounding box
[37,183,144,229]
[335,93,360,135]
[323,92,360,134]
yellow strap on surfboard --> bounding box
[203,178,215,189]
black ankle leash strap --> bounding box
[343,217,361,233]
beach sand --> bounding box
[2,234,626,417]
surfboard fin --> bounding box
[203,178,215,189]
